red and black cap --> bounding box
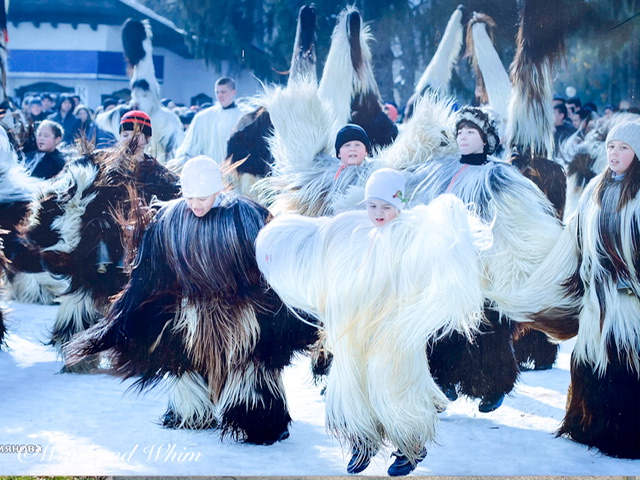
[119,110,152,137]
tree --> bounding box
[140,0,638,110]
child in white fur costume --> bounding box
[256,169,491,475]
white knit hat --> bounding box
[180,155,224,198]
[365,168,407,210]
[607,121,640,158]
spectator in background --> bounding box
[41,93,56,116]
[70,95,82,110]
[102,97,118,112]
[553,103,577,157]
[48,93,81,146]
[23,120,67,179]
[552,94,566,107]
[27,97,48,123]
[179,110,195,131]
[74,104,116,148]
[23,97,48,154]
[604,104,615,119]
[566,97,582,117]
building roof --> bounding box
[9,0,193,58]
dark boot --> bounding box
[387,447,427,476]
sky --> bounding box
[0,300,638,477]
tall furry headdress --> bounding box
[415,5,464,97]
[288,5,317,83]
[318,6,379,129]
[464,12,511,128]
[505,0,567,159]
[123,19,161,101]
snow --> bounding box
[0,300,638,476]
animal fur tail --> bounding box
[505,0,568,158]
[318,6,378,128]
[415,6,464,97]
[288,5,317,83]
[465,12,511,127]
[122,18,160,98]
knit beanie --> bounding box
[335,124,372,156]
[454,106,500,155]
[365,168,407,210]
[180,155,224,198]
[119,110,152,137]
[606,121,640,158]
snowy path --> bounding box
[0,301,637,476]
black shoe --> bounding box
[533,363,553,371]
[478,392,505,413]
[442,384,458,401]
[387,447,427,476]
[347,447,376,474]
[161,408,180,428]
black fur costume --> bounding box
[408,151,563,410]
[19,145,179,352]
[65,196,317,445]
[510,153,566,370]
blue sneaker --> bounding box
[387,447,427,476]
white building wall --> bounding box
[6,22,262,108]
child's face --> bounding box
[338,141,367,166]
[185,193,219,217]
[36,126,60,153]
[120,130,149,158]
[607,140,636,175]
[366,198,399,227]
[456,126,485,155]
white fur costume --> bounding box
[408,156,562,300]
[169,102,248,171]
[256,194,491,464]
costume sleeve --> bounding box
[484,205,582,341]
[64,204,188,386]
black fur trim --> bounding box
[428,307,519,401]
[558,351,640,459]
[513,327,559,370]
[220,377,291,445]
[227,108,274,176]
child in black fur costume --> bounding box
[65,155,317,445]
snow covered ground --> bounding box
[0,300,638,477]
